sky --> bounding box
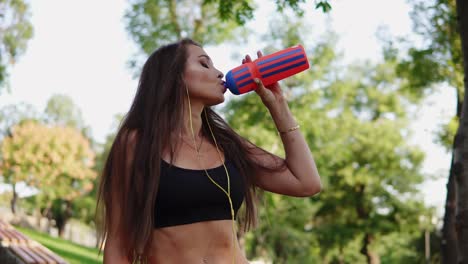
[0,0,454,218]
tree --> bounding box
[222,12,433,262]
[124,0,245,74]
[0,0,34,91]
[0,102,40,139]
[228,59,430,263]
[0,121,96,236]
[41,94,99,235]
[0,102,40,213]
[401,0,468,261]
[124,0,331,71]
[0,95,93,225]
[453,0,468,261]
[43,94,94,145]
[44,94,86,130]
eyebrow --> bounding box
[198,55,212,61]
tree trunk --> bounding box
[57,221,65,238]
[442,23,464,260]
[442,152,459,263]
[273,232,286,262]
[168,0,182,38]
[45,206,52,234]
[55,200,72,238]
[10,183,17,214]
[356,184,380,264]
[355,184,381,264]
[455,0,468,262]
[35,207,42,229]
[338,245,345,264]
[360,233,380,264]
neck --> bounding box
[182,100,204,140]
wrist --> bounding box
[267,98,289,116]
[268,104,297,133]
[278,124,300,135]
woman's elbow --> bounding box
[301,179,322,197]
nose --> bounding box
[217,70,224,79]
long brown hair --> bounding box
[96,38,284,262]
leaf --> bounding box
[316,1,332,13]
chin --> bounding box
[207,95,225,106]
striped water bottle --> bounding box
[224,45,309,95]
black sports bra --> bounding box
[153,159,245,228]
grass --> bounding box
[15,226,103,264]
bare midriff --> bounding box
[148,220,249,264]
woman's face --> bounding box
[183,45,226,106]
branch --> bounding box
[168,0,182,38]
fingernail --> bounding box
[254,78,259,84]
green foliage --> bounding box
[315,1,331,12]
[222,10,432,260]
[379,229,441,263]
[0,102,40,140]
[227,69,430,262]
[124,0,332,72]
[396,48,446,101]
[72,195,97,225]
[0,120,97,235]
[43,94,95,147]
[261,11,311,49]
[72,113,123,226]
[15,226,102,264]
[273,0,331,15]
[124,0,244,71]
[245,194,322,263]
[202,0,255,25]
[407,0,462,92]
[41,94,101,226]
[0,0,34,91]
[300,106,426,261]
[44,94,86,131]
[322,61,407,120]
[0,121,96,205]
[435,116,457,151]
[93,113,123,176]
[400,0,463,147]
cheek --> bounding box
[185,68,210,89]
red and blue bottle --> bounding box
[224,45,310,95]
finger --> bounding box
[245,54,252,62]
[269,83,282,94]
[257,50,263,58]
[254,78,268,97]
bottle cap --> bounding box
[225,70,241,95]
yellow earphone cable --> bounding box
[186,89,237,264]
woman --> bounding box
[97,38,321,264]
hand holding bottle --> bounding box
[224,45,310,95]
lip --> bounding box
[220,81,227,93]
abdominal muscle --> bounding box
[148,220,249,264]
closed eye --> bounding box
[201,62,209,68]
